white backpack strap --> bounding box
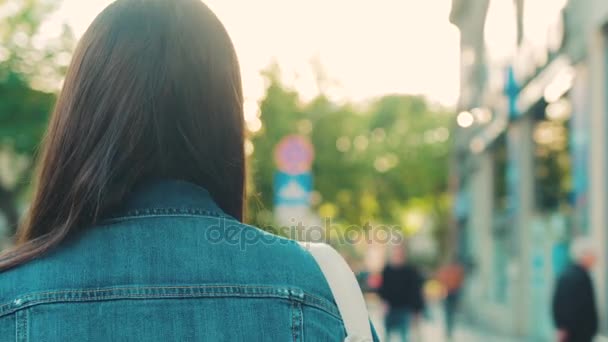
[300,242,373,342]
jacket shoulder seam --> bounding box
[99,208,237,224]
[0,285,341,320]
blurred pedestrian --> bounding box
[379,245,425,341]
[552,237,598,342]
[436,261,464,341]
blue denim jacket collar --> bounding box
[105,179,233,221]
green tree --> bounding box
[247,66,453,261]
[246,65,303,229]
[0,0,74,236]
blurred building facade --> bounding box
[451,0,608,339]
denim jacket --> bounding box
[0,180,378,341]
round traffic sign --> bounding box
[274,135,314,175]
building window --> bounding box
[490,134,510,304]
[492,135,509,213]
[532,100,572,213]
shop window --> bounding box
[532,101,572,212]
[492,135,509,213]
[490,134,510,304]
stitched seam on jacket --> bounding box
[291,301,296,342]
[100,208,236,223]
[15,308,27,342]
[0,285,340,320]
[290,301,303,342]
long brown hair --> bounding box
[0,0,245,270]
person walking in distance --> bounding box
[552,237,598,342]
[378,244,425,341]
[436,261,464,341]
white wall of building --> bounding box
[588,25,608,334]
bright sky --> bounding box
[49,0,460,108]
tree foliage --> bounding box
[247,67,453,259]
[0,0,74,236]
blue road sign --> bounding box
[274,172,312,207]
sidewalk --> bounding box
[367,299,518,342]
[416,319,518,342]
